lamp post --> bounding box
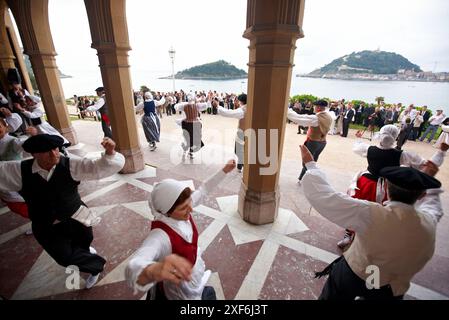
[168,46,176,92]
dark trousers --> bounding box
[411,127,420,141]
[319,257,403,300]
[299,140,326,180]
[101,119,113,139]
[342,119,351,137]
[235,140,244,171]
[32,218,105,275]
[150,284,216,300]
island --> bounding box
[298,50,449,82]
[161,60,247,80]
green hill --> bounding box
[170,60,247,80]
[309,50,422,75]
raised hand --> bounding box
[101,137,116,155]
[222,159,236,173]
[140,254,193,286]
[420,160,439,177]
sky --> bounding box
[10,0,449,77]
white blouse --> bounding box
[125,169,226,300]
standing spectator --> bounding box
[396,118,413,150]
[418,106,432,139]
[419,109,446,143]
[341,103,354,138]
[411,110,424,141]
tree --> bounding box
[140,85,150,93]
[375,96,384,105]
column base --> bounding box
[118,146,145,173]
[60,126,79,146]
[238,181,280,225]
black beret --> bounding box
[95,87,105,92]
[313,99,328,107]
[22,134,64,153]
[379,166,441,190]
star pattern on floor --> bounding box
[1,153,448,300]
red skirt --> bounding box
[352,175,387,203]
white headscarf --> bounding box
[148,179,190,217]
[144,92,153,101]
[374,124,399,148]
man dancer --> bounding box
[0,135,125,289]
[287,99,332,183]
[174,93,210,159]
[217,93,247,173]
[299,144,444,300]
[86,87,112,139]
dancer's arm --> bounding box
[21,105,44,119]
[86,97,105,112]
[352,141,370,157]
[217,106,245,119]
[301,145,372,233]
[134,101,144,112]
[287,108,318,126]
[126,229,192,292]
[154,97,166,107]
[69,138,125,181]
[401,143,448,168]
[191,160,236,207]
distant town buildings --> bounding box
[299,70,449,82]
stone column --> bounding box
[239,0,305,225]
[7,0,78,145]
[4,11,34,94]
[84,0,144,173]
[0,0,15,91]
[0,1,14,91]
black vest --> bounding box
[143,100,156,116]
[99,96,109,117]
[367,146,402,178]
[19,157,82,225]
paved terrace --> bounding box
[1,112,448,300]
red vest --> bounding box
[151,215,198,265]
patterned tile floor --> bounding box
[1,119,448,300]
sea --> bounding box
[60,70,449,114]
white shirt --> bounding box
[302,161,444,233]
[174,101,210,113]
[287,108,329,127]
[217,105,246,120]
[125,169,227,300]
[5,113,23,133]
[86,95,105,112]
[429,113,446,126]
[0,151,125,226]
